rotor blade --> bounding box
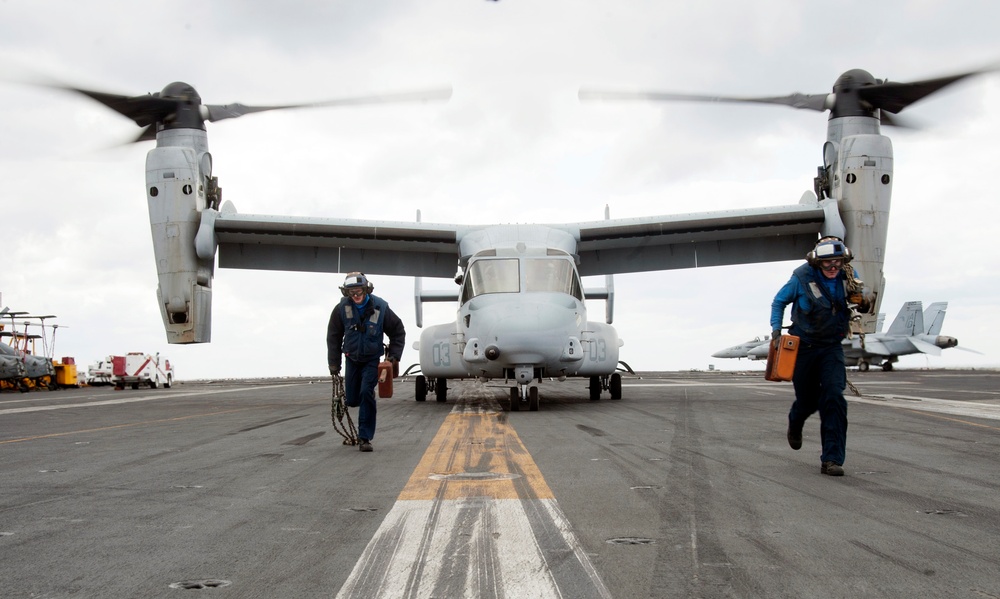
[579,88,833,112]
[860,68,996,114]
[133,124,157,143]
[205,86,453,122]
[877,110,921,129]
[49,84,177,127]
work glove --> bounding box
[849,293,875,313]
[330,365,341,376]
[772,330,782,344]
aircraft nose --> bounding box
[476,296,579,364]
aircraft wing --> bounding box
[857,338,893,356]
[569,204,826,276]
[209,202,827,278]
[909,337,943,356]
[211,212,463,278]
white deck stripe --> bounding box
[335,384,612,599]
[0,383,306,415]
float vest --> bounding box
[341,295,389,361]
[789,263,850,343]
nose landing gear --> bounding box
[509,384,539,411]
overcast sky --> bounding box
[2,1,998,380]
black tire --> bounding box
[609,373,622,400]
[882,362,894,372]
[164,376,172,389]
[435,378,447,402]
[510,387,520,411]
[415,376,427,401]
[589,376,601,401]
[859,361,870,372]
[528,386,539,411]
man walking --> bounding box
[327,273,405,452]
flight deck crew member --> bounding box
[327,273,406,453]
[770,237,871,476]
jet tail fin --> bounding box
[885,301,924,337]
[923,302,948,335]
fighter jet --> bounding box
[723,301,974,371]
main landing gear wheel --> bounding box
[858,361,870,372]
[589,374,623,400]
[435,378,448,402]
[609,373,622,400]
[528,386,539,411]
[415,375,427,402]
[510,387,520,411]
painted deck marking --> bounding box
[335,382,611,599]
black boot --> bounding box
[787,423,802,450]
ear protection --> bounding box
[806,237,853,266]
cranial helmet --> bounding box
[806,237,853,266]
[340,272,374,296]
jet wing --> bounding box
[569,204,826,276]
[908,337,943,356]
[858,339,892,356]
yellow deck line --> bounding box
[398,411,554,501]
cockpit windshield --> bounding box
[461,258,520,303]
[525,258,583,300]
[460,257,584,303]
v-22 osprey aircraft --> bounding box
[41,63,993,410]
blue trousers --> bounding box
[344,358,379,441]
[789,341,848,465]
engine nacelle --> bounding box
[418,322,472,378]
[576,321,621,376]
[145,130,215,343]
[835,131,892,334]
